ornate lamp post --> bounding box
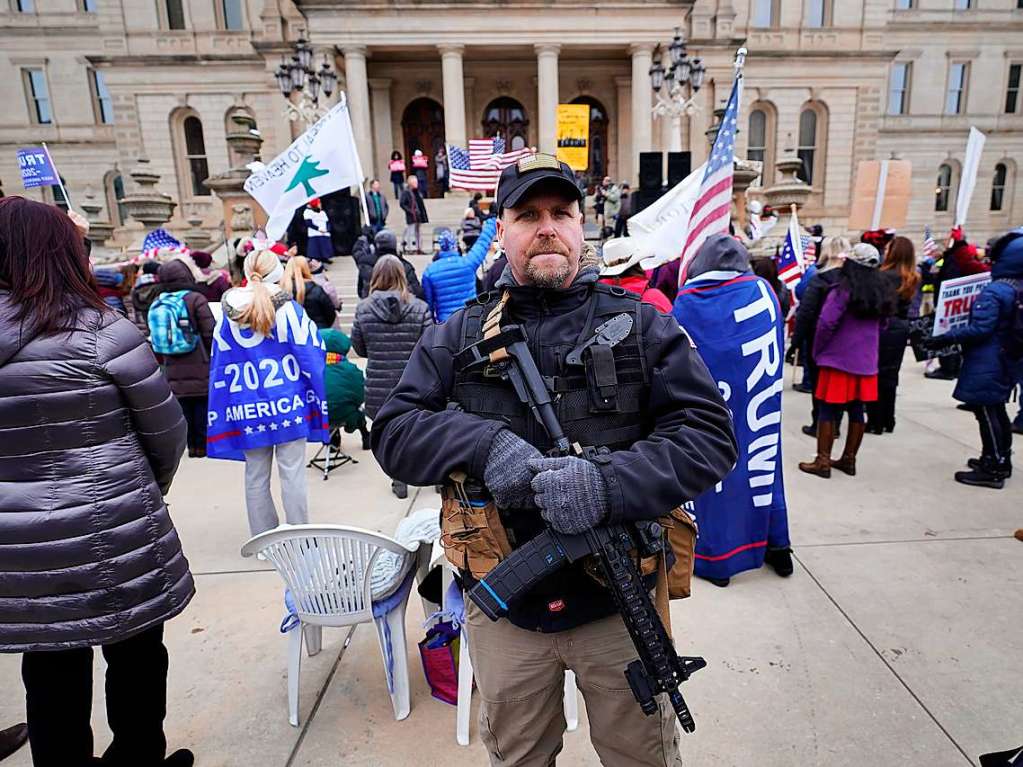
[649,27,706,153]
[274,35,339,124]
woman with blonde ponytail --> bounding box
[281,255,337,329]
[208,245,330,536]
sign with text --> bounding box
[556,104,590,171]
[933,272,991,337]
[17,147,59,189]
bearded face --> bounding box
[498,190,584,290]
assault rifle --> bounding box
[456,321,707,732]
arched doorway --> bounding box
[401,97,445,198]
[569,95,609,191]
[482,97,529,152]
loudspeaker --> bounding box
[639,152,663,191]
[667,152,692,187]
[633,188,663,216]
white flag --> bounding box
[955,126,986,227]
[625,163,705,270]
[244,98,365,241]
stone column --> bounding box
[614,75,631,183]
[630,43,654,185]
[535,44,560,155]
[369,77,393,189]
[438,44,467,149]
[343,45,373,182]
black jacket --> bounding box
[298,280,337,329]
[351,290,432,419]
[353,235,377,299]
[791,268,842,355]
[371,267,737,631]
[399,188,428,225]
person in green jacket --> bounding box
[321,329,370,450]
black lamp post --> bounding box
[274,34,338,124]
[648,26,705,152]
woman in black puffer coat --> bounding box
[351,254,431,498]
[0,197,194,767]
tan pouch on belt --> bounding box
[439,471,513,580]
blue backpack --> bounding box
[148,290,197,355]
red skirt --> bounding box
[816,367,878,404]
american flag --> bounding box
[138,228,185,262]
[447,137,533,191]
[801,234,817,265]
[922,225,939,258]
[777,212,805,288]
[677,74,741,284]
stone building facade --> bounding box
[1,0,1021,248]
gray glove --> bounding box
[528,456,610,534]
[483,430,543,508]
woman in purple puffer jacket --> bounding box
[799,243,897,478]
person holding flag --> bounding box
[207,244,330,536]
[798,243,897,479]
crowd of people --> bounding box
[1,148,1022,766]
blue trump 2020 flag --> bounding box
[17,147,59,189]
[207,300,329,460]
[674,274,790,580]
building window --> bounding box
[888,62,911,115]
[894,0,913,8]
[953,0,972,8]
[935,164,953,212]
[105,172,127,226]
[752,0,778,27]
[13,0,35,12]
[165,0,185,29]
[747,110,766,165]
[991,163,1008,212]
[181,116,210,196]
[1006,64,1021,114]
[82,0,97,11]
[51,176,69,211]
[219,0,244,30]
[797,108,819,185]
[90,70,114,125]
[23,69,52,125]
[945,63,968,115]
[806,0,832,27]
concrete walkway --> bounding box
[1,357,1020,766]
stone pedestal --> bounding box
[183,205,214,252]
[732,160,762,235]
[80,187,114,246]
[759,152,812,256]
[205,112,266,244]
[120,158,177,253]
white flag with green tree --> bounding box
[244,97,366,241]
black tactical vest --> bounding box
[452,284,652,453]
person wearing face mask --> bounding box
[371,154,736,767]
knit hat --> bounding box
[848,242,881,268]
[437,229,457,252]
[374,229,398,255]
[191,250,212,268]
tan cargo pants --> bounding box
[466,602,683,767]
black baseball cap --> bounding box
[494,153,583,214]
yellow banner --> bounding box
[556,104,590,171]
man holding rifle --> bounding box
[372,153,736,766]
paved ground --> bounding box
[2,278,1021,766]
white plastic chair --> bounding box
[427,543,579,745]
[241,524,424,727]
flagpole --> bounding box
[790,203,803,266]
[41,142,73,213]
[339,91,372,227]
